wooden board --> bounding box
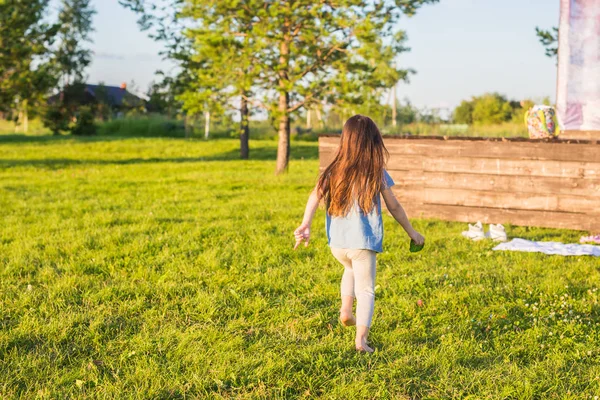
[322,150,600,179]
[386,155,600,180]
[386,171,600,197]
[320,136,600,163]
[387,186,598,214]
[561,130,600,141]
[416,187,598,213]
[399,203,598,232]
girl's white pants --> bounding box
[331,248,377,327]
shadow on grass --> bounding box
[0,133,242,144]
[0,134,125,145]
[0,131,320,144]
[0,144,319,169]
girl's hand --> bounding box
[409,230,425,246]
[294,224,311,249]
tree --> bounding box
[43,81,92,135]
[121,0,269,158]
[0,0,59,132]
[325,29,412,128]
[146,77,182,117]
[472,93,512,124]
[55,0,96,87]
[178,0,261,157]
[536,27,558,59]
[40,0,97,135]
[453,100,473,124]
[119,0,205,139]
[248,0,438,174]
[453,93,515,125]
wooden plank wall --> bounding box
[319,135,600,231]
[561,130,600,141]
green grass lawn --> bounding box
[1,135,600,399]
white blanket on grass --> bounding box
[493,238,600,257]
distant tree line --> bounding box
[452,93,551,126]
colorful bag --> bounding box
[525,105,559,139]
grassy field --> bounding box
[1,117,530,141]
[1,135,600,399]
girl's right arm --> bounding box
[293,185,321,249]
[381,187,425,245]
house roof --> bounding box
[85,84,144,107]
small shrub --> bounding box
[42,106,69,135]
[71,106,96,136]
[97,116,186,138]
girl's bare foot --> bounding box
[356,325,373,352]
[339,311,356,326]
[339,295,356,326]
[355,338,374,353]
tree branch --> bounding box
[287,93,314,113]
[241,93,267,110]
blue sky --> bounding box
[64,0,560,110]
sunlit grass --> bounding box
[1,135,599,398]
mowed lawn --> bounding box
[2,136,600,399]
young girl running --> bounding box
[294,115,425,353]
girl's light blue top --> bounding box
[326,170,395,253]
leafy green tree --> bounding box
[245,0,438,174]
[0,0,59,132]
[121,0,266,158]
[55,0,96,87]
[177,0,261,158]
[146,78,180,117]
[471,93,512,125]
[325,31,412,129]
[536,27,558,59]
[119,0,209,140]
[453,100,473,124]
[453,93,515,125]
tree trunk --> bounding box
[275,91,290,175]
[316,108,323,128]
[391,84,397,128]
[15,108,23,133]
[204,111,210,139]
[275,37,290,175]
[185,113,192,139]
[23,101,28,134]
[240,96,250,159]
[306,109,311,129]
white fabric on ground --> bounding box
[493,238,600,257]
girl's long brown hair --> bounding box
[318,115,389,216]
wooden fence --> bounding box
[319,135,600,232]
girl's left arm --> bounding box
[294,185,321,249]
